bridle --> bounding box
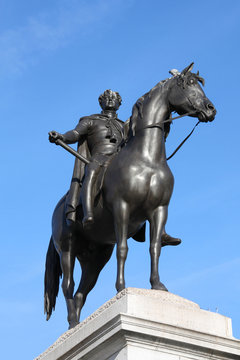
[136,110,200,161]
[139,110,196,131]
[135,80,202,160]
[166,119,200,160]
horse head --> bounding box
[168,62,216,122]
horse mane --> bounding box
[128,78,172,139]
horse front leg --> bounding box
[114,201,129,293]
[149,205,168,291]
[60,244,78,329]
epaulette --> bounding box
[78,114,125,123]
[78,114,106,122]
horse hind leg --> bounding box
[60,246,78,329]
[74,244,114,322]
[149,205,168,291]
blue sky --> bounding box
[1,1,240,358]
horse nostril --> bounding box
[207,103,215,112]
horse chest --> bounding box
[145,167,174,206]
[125,164,174,211]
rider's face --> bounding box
[101,94,120,111]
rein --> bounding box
[166,120,200,160]
[139,110,195,130]
[136,111,200,161]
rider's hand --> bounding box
[48,131,64,144]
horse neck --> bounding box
[131,84,171,164]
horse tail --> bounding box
[44,236,62,321]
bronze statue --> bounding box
[45,63,216,329]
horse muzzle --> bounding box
[197,102,216,122]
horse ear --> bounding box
[181,62,194,75]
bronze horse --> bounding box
[44,63,216,329]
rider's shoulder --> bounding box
[78,114,104,123]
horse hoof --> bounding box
[68,320,79,330]
[116,284,125,293]
[151,282,168,291]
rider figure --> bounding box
[49,89,124,227]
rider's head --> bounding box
[99,89,122,111]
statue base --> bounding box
[36,288,239,360]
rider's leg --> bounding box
[81,162,99,226]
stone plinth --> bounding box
[36,288,240,360]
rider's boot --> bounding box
[81,165,97,227]
[161,231,181,247]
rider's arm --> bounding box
[61,130,79,144]
[49,118,91,144]
[62,118,91,144]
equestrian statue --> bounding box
[45,63,216,329]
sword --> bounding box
[51,137,90,165]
